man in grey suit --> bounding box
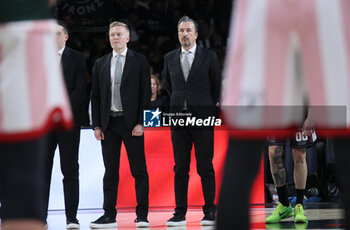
[90,21,151,229]
[162,16,222,227]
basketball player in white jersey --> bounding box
[218,0,350,229]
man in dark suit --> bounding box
[162,16,222,227]
[44,22,87,229]
[90,21,151,229]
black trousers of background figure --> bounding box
[44,127,80,220]
[101,116,149,219]
[334,137,350,230]
[0,137,47,222]
[171,126,216,215]
[217,139,265,230]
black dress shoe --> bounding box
[166,213,186,227]
[134,217,150,228]
[201,212,216,226]
[66,217,80,229]
[89,215,117,229]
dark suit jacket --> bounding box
[162,45,221,118]
[92,49,151,132]
[61,47,87,127]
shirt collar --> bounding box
[181,44,196,54]
[113,48,128,58]
[58,46,65,55]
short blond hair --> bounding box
[109,21,130,35]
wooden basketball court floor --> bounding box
[44,203,345,230]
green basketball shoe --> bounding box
[265,202,293,223]
[294,204,308,223]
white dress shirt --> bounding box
[57,46,65,65]
[180,44,196,69]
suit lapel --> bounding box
[121,49,135,85]
[187,45,205,82]
[61,47,70,79]
[102,53,112,82]
[102,53,112,100]
[171,48,186,84]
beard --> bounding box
[181,40,191,47]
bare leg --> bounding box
[268,145,286,187]
[292,148,307,189]
[268,145,290,207]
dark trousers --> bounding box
[44,127,80,219]
[0,137,47,222]
[217,138,264,230]
[334,137,350,230]
[101,116,149,219]
[171,126,216,215]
